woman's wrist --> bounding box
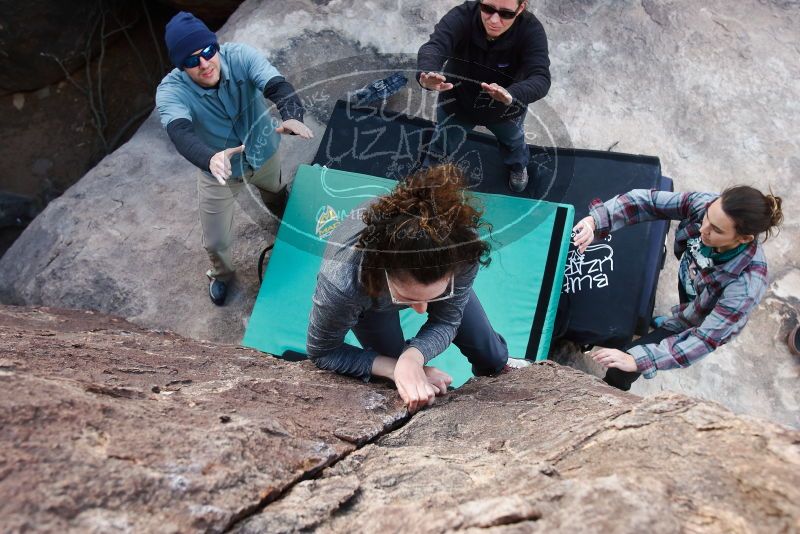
[370,349,425,381]
[371,355,398,380]
[399,347,425,366]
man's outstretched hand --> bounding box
[419,72,454,92]
[209,145,245,185]
[276,119,313,139]
[480,82,513,106]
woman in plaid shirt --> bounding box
[571,186,784,391]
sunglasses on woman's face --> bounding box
[183,43,218,69]
[478,1,520,20]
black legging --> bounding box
[602,327,674,391]
[605,278,692,391]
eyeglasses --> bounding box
[385,271,455,305]
[478,1,521,20]
[182,43,219,69]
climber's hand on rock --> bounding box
[423,366,452,396]
[394,348,437,413]
[592,348,638,372]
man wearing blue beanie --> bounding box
[156,11,313,306]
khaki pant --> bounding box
[197,151,282,281]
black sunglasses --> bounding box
[478,1,520,20]
[183,43,219,69]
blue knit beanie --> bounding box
[165,12,217,69]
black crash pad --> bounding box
[312,100,673,349]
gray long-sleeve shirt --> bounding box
[306,206,478,381]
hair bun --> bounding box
[767,194,784,228]
[720,185,783,242]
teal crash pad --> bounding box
[243,164,573,388]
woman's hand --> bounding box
[572,215,596,253]
[423,366,452,396]
[275,119,314,139]
[591,348,638,372]
[419,72,454,92]
[480,82,513,106]
[394,348,438,413]
[371,357,451,402]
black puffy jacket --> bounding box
[417,1,551,124]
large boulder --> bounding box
[0,0,798,427]
[242,371,800,534]
[0,305,405,533]
[155,0,244,26]
[1,305,798,532]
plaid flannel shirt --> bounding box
[589,189,769,379]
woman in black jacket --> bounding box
[417,0,551,192]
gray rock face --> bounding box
[155,0,245,25]
[2,305,798,533]
[242,369,800,533]
[0,0,798,428]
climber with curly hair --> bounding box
[306,164,526,413]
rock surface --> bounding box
[0,305,406,533]
[1,305,799,533]
[155,0,244,25]
[242,370,800,534]
[0,0,798,427]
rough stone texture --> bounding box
[4,305,798,533]
[0,0,798,427]
[240,364,800,534]
[0,305,406,533]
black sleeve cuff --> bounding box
[263,76,305,122]
[166,118,216,172]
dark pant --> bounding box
[603,327,674,391]
[426,105,529,172]
[352,289,509,376]
[605,279,692,391]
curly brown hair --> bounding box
[357,165,492,298]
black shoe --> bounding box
[209,278,227,306]
[509,167,528,193]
